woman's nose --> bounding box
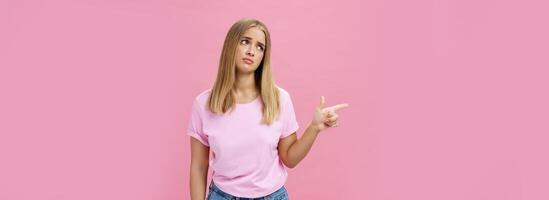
[246,47,255,57]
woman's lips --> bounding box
[243,58,254,64]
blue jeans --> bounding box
[207,181,289,200]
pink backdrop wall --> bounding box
[1,0,548,199]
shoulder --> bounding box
[192,88,212,108]
[276,86,293,103]
[277,86,290,96]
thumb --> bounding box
[318,96,325,109]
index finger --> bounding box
[329,103,349,111]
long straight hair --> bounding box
[207,18,280,125]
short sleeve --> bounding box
[280,93,299,138]
[187,98,209,146]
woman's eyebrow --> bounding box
[241,36,265,47]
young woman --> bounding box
[188,18,349,200]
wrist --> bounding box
[308,121,321,133]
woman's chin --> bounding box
[236,66,258,74]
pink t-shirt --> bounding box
[186,87,299,198]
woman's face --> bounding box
[235,27,266,74]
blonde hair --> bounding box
[207,18,280,125]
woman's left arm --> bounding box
[278,96,349,168]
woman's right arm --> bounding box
[190,137,210,200]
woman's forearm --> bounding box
[190,165,208,200]
[286,121,321,168]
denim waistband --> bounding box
[208,181,287,200]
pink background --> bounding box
[1,0,548,199]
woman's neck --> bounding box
[234,73,258,96]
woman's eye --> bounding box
[257,46,264,51]
[240,40,248,45]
